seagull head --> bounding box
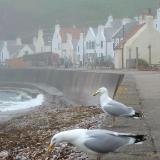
[92,87,108,96]
[48,132,63,152]
[48,129,80,153]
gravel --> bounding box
[0,100,103,160]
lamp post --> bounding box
[82,33,85,67]
[148,44,151,65]
[121,24,125,69]
[136,47,139,69]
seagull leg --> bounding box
[112,116,116,127]
[97,154,101,160]
[108,116,116,127]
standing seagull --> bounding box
[48,128,146,160]
[92,87,143,126]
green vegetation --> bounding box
[138,59,149,68]
[0,0,158,39]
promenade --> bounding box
[102,71,160,160]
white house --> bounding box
[52,24,82,64]
[84,27,96,64]
[33,29,45,53]
[17,45,34,57]
[112,21,138,49]
[96,25,106,58]
[114,15,160,69]
[154,8,160,32]
[62,33,74,63]
[104,27,115,59]
[51,24,62,56]
[76,33,85,65]
[0,42,10,65]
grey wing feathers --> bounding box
[84,132,132,153]
[104,100,135,117]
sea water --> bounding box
[0,88,44,112]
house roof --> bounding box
[93,28,98,36]
[28,44,36,52]
[111,19,123,30]
[112,21,138,39]
[104,28,115,41]
[0,42,4,51]
[7,45,24,57]
[103,19,123,42]
[114,23,145,49]
[21,28,53,46]
[60,27,83,42]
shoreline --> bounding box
[0,82,75,123]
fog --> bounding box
[0,1,159,160]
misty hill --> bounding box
[0,0,158,40]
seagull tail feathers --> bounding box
[131,110,144,119]
[133,134,147,144]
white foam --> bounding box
[0,94,44,112]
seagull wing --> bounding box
[103,100,135,117]
[84,130,133,153]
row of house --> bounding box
[1,8,160,69]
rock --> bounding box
[0,151,9,159]
[15,155,30,160]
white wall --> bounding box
[96,25,106,58]
[76,33,84,65]
[34,29,45,53]
[17,45,34,57]
[106,41,114,58]
[62,34,74,63]
[0,42,10,64]
[52,24,62,56]
[154,8,160,32]
[85,27,96,63]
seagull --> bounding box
[48,128,146,160]
[92,87,143,127]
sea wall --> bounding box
[0,68,124,105]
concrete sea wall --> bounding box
[0,68,124,105]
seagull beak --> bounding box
[47,144,54,153]
[92,91,99,96]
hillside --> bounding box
[0,0,158,40]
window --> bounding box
[58,43,60,49]
[86,42,89,49]
[89,41,92,49]
[129,48,132,59]
[101,41,103,48]
[25,51,29,55]
[91,41,95,49]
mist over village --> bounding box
[0,1,160,160]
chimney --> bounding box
[16,37,22,45]
[67,33,72,42]
[80,33,84,40]
[145,8,154,27]
[98,25,104,33]
[122,18,131,25]
[105,15,113,28]
[38,29,43,37]
[33,37,37,46]
[157,8,160,19]
[4,41,7,47]
[55,24,60,32]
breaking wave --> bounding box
[0,88,44,112]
